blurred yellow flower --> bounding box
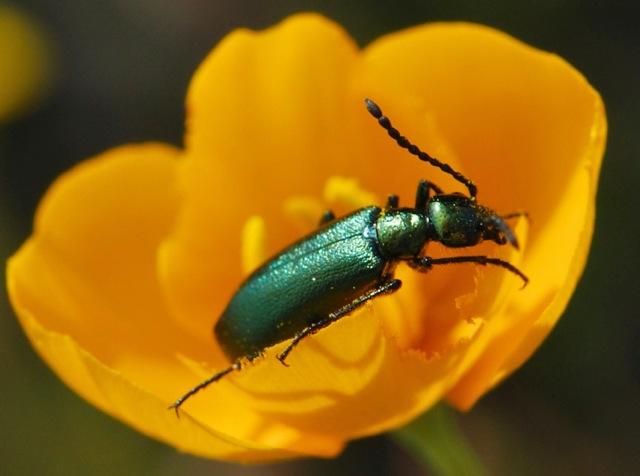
[7,14,605,462]
[0,5,51,121]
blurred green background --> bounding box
[1,1,638,475]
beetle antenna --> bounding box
[365,98,477,199]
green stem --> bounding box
[391,404,488,476]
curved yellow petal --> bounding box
[8,297,299,462]
[447,106,605,408]
[159,13,364,341]
[6,144,312,461]
[355,23,606,408]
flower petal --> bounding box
[9,301,298,461]
[447,115,605,408]
[354,22,606,407]
[6,144,306,461]
[159,13,363,340]
[358,22,601,214]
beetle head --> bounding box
[427,194,519,249]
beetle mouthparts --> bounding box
[494,216,519,250]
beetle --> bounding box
[169,98,528,413]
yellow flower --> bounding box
[0,5,51,121]
[7,14,605,462]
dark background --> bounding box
[1,1,638,475]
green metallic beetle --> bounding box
[170,99,528,412]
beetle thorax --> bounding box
[375,209,430,258]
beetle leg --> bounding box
[276,279,402,366]
[415,179,443,209]
[169,359,243,415]
[319,210,336,226]
[409,255,528,288]
[385,194,399,209]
